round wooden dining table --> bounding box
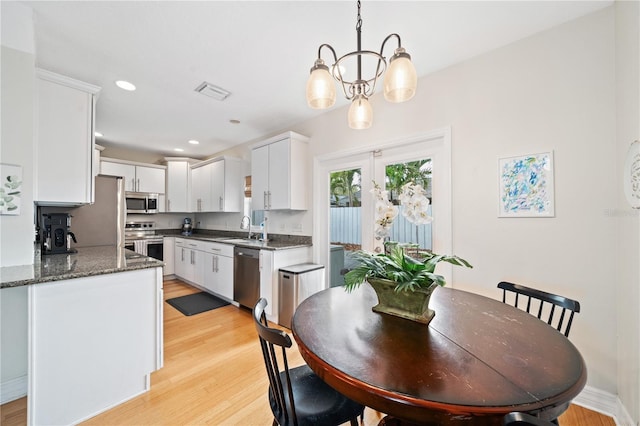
[291,285,586,426]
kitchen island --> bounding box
[0,246,164,426]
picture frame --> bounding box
[0,163,23,215]
[498,152,554,218]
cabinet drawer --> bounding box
[201,241,234,257]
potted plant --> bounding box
[344,181,472,324]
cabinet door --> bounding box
[36,78,95,204]
[136,166,165,194]
[267,139,291,210]
[188,245,205,286]
[166,161,189,212]
[174,245,188,279]
[210,160,225,212]
[163,237,175,276]
[251,145,269,210]
[193,163,214,212]
[216,255,234,300]
[202,252,217,293]
[101,161,136,191]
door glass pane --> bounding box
[329,168,361,287]
[385,159,432,252]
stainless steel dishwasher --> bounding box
[233,246,260,308]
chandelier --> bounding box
[305,0,417,129]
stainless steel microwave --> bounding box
[125,192,159,214]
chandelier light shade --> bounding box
[348,94,373,129]
[306,0,417,129]
[306,59,336,109]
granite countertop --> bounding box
[0,246,164,289]
[159,230,312,251]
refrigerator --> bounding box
[66,175,126,248]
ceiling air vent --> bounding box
[194,82,231,101]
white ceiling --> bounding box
[22,0,611,158]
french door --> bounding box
[314,128,452,288]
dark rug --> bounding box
[166,292,230,316]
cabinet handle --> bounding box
[214,255,219,273]
[264,191,268,210]
[267,191,272,209]
[167,199,171,212]
[190,250,195,265]
[131,178,136,191]
[137,178,140,192]
[212,256,216,272]
[181,247,184,261]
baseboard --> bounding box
[0,375,27,404]
[573,385,636,426]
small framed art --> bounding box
[498,152,554,218]
[0,163,23,215]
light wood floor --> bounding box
[1,279,616,426]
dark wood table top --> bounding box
[292,285,587,425]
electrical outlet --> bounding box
[279,223,286,231]
[292,223,303,232]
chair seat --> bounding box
[270,364,364,426]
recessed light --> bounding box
[229,119,241,124]
[94,131,103,137]
[188,140,200,145]
[115,80,136,91]
[174,148,184,152]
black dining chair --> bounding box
[503,412,558,425]
[498,281,580,338]
[253,298,365,426]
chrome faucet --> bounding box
[240,215,252,239]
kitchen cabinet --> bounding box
[202,242,234,300]
[165,158,198,212]
[259,246,312,321]
[251,131,309,211]
[163,237,175,276]
[174,238,203,284]
[174,239,233,300]
[35,69,101,205]
[101,159,166,194]
[191,156,243,213]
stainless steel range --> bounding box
[125,221,163,260]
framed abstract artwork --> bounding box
[498,152,555,218]
[0,163,23,215]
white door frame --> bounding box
[313,127,453,289]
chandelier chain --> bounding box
[356,0,362,31]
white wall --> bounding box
[0,1,35,402]
[615,1,640,423]
[292,7,620,396]
[0,2,36,268]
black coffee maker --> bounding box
[41,213,77,255]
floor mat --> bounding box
[166,292,230,316]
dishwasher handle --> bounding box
[234,247,260,259]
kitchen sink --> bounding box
[223,238,266,247]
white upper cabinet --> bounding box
[251,131,309,211]
[190,156,243,213]
[100,158,166,194]
[165,158,198,213]
[35,69,101,205]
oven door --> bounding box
[146,239,164,261]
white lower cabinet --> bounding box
[174,239,233,301]
[163,237,175,276]
[202,243,234,300]
[174,239,202,283]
